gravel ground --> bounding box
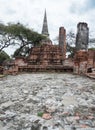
[0,73,95,130]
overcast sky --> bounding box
[0,0,95,55]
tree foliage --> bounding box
[66,31,76,58]
[0,51,10,65]
[13,46,30,57]
[0,23,46,55]
[67,44,76,58]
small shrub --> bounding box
[37,112,44,117]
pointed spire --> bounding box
[42,9,49,37]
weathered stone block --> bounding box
[76,22,89,51]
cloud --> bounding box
[87,0,95,9]
[70,0,95,14]
[0,0,95,55]
[70,0,88,14]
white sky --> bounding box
[0,0,95,55]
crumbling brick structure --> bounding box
[15,57,27,67]
[11,43,74,73]
[3,62,18,75]
[28,44,63,66]
[74,50,95,75]
[59,27,66,61]
[0,66,3,74]
[74,50,88,74]
[10,26,68,73]
[18,44,64,72]
[2,22,95,77]
[76,22,89,51]
[88,50,95,69]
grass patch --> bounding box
[37,112,44,117]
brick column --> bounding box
[59,27,66,61]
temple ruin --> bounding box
[74,23,95,77]
[2,11,95,78]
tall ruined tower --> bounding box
[76,22,89,51]
[59,27,66,60]
[42,10,49,37]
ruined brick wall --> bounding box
[27,44,63,66]
[63,58,74,67]
[76,22,89,51]
[15,57,28,66]
[0,66,3,74]
[87,50,95,68]
[94,52,95,68]
[59,27,66,60]
[74,50,95,74]
[74,51,88,74]
[3,64,18,75]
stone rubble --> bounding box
[0,73,95,130]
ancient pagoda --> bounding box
[42,9,49,37]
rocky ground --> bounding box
[0,73,95,130]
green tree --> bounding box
[13,46,30,57]
[0,23,46,54]
[0,51,10,65]
[67,44,76,58]
[66,31,76,58]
